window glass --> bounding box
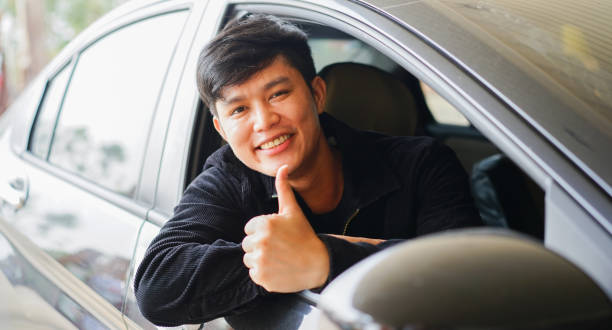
[30,64,72,159]
[49,12,187,197]
[304,22,469,128]
[308,38,397,73]
[421,82,470,126]
[300,22,397,71]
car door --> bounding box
[0,2,191,329]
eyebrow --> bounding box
[220,76,291,105]
[264,76,290,90]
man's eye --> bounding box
[231,106,246,115]
[270,90,289,100]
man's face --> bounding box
[213,56,327,178]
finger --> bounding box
[241,235,253,252]
[244,216,261,235]
[275,164,298,214]
[249,267,260,284]
[243,252,254,268]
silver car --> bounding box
[1,0,610,329]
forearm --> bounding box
[134,237,266,326]
[327,234,386,245]
[317,234,404,286]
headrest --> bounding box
[318,62,418,136]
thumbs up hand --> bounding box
[242,165,330,292]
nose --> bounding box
[253,103,280,132]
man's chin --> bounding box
[249,158,300,178]
[250,164,285,178]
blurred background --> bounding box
[0,0,127,116]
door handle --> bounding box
[0,176,29,210]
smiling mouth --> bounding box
[258,134,292,150]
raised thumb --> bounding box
[275,165,299,215]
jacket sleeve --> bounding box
[412,140,483,235]
[133,165,268,326]
[317,235,405,284]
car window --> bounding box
[30,63,73,159]
[421,82,469,126]
[304,23,397,73]
[298,14,543,241]
[309,38,397,73]
[47,11,187,197]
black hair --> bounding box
[196,14,316,115]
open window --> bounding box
[186,5,545,242]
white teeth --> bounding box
[260,134,290,150]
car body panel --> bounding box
[0,213,129,329]
[1,110,146,326]
[124,221,175,329]
[546,183,612,296]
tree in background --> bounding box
[0,0,126,115]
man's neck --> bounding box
[288,137,343,214]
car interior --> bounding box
[186,15,545,242]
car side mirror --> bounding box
[318,229,612,329]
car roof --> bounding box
[352,0,612,197]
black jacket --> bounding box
[134,113,482,326]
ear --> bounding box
[212,116,227,141]
[310,76,327,115]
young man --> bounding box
[134,14,481,326]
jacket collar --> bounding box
[261,113,400,209]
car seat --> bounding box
[471,154,545,239]
[318,62,420,136]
